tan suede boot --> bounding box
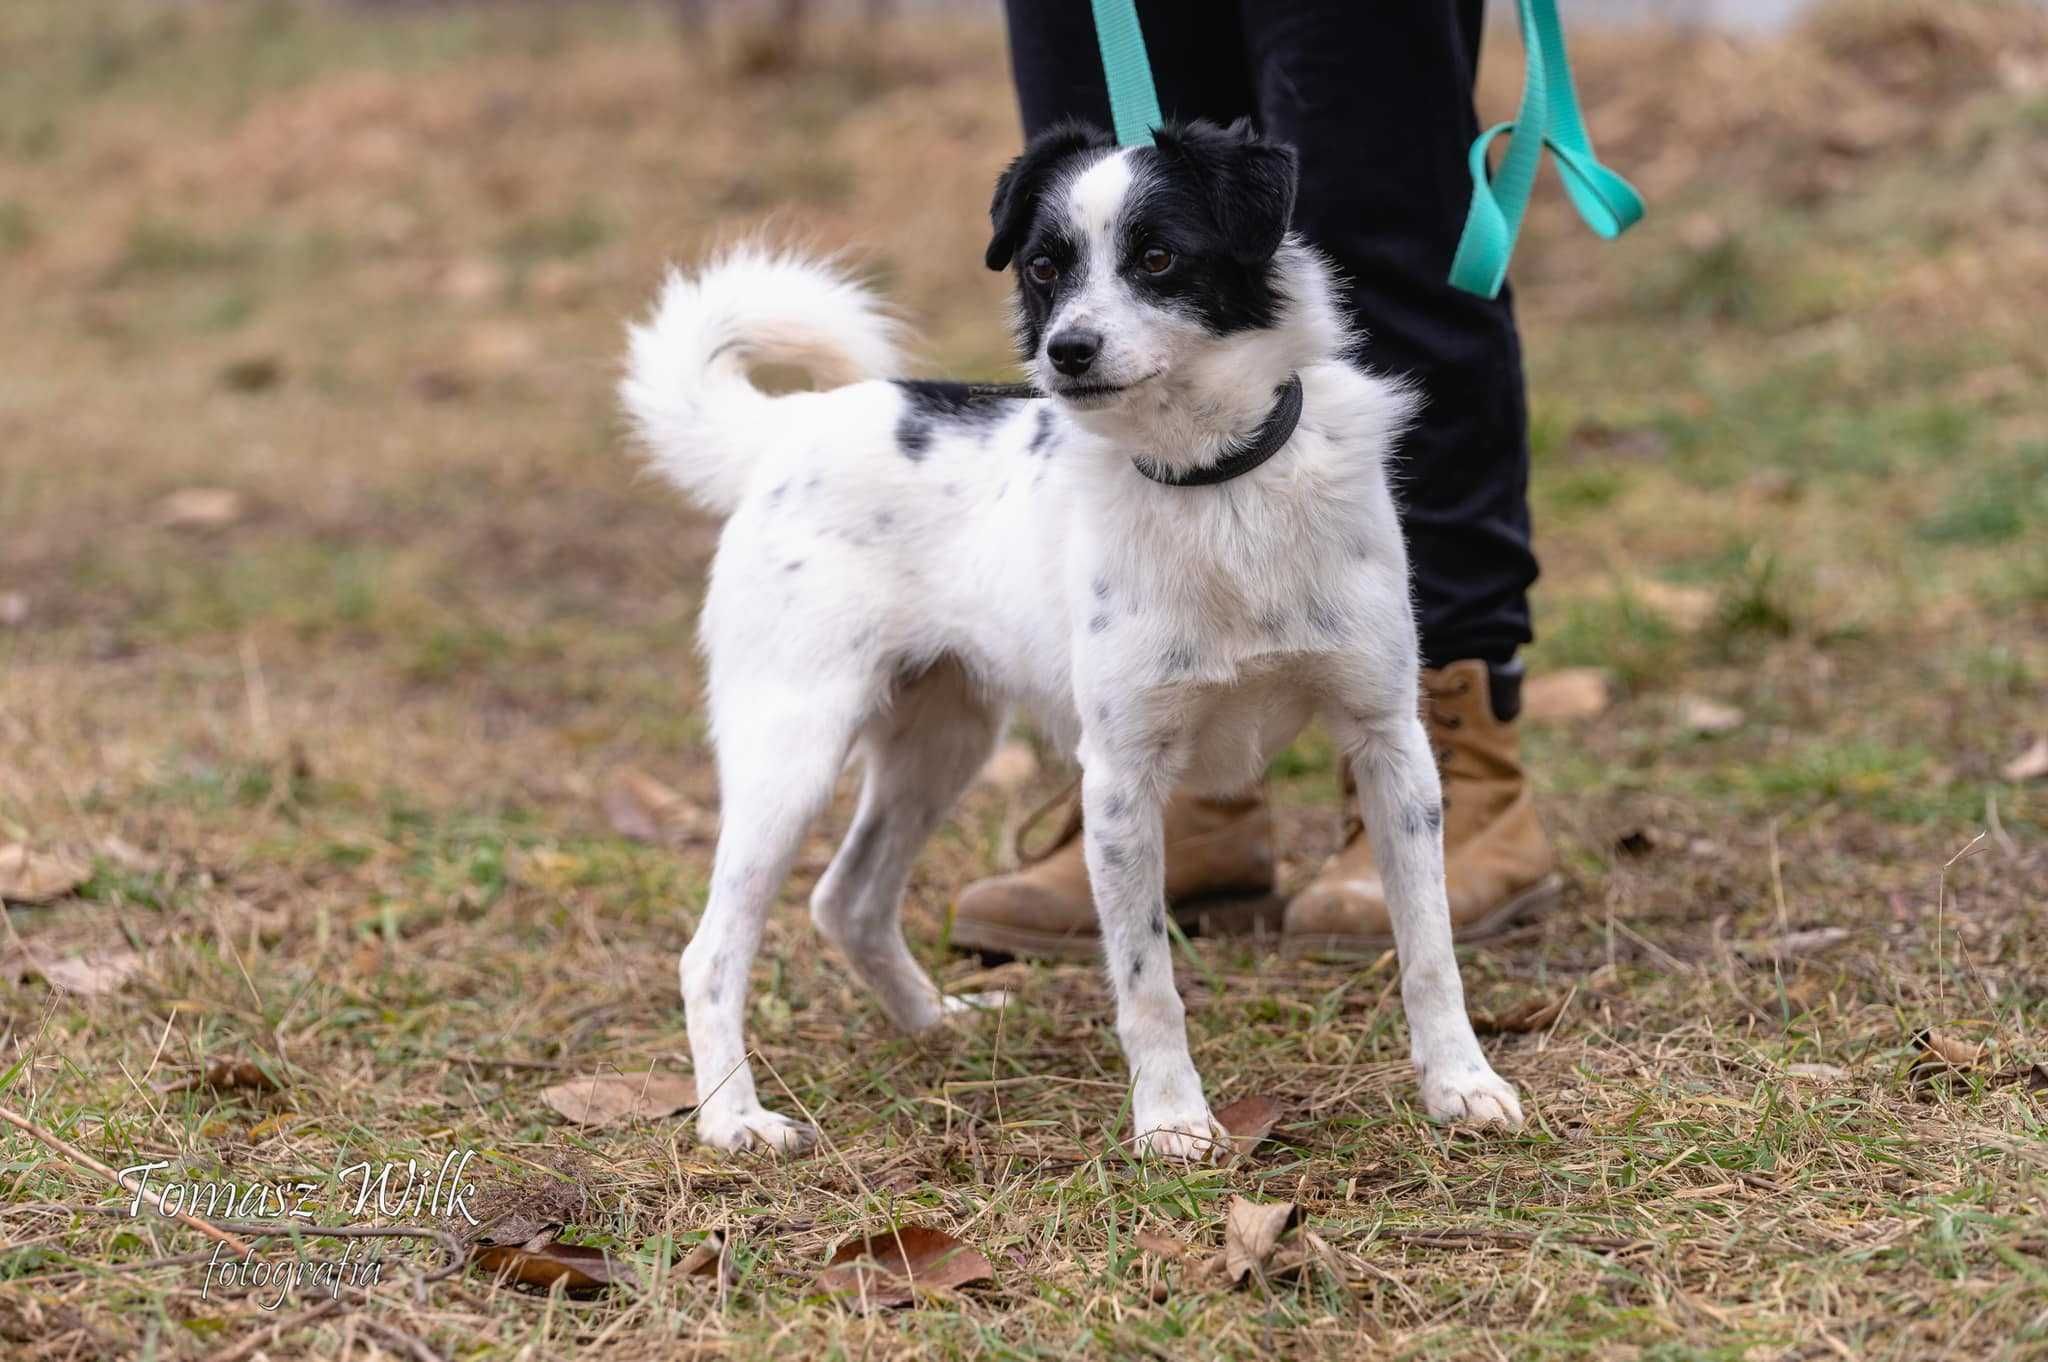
[1284,659,1561,956]
[950,788,1283,960]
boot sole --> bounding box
[950,891,1288,963]
[1280,874,1564,959]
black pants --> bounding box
[1002,1,1535,668]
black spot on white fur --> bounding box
[1404,803,1444,837]
[1028,406,1057,456]
[1088,613,1111,634]
[893,380,1019,461]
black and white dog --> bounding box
[621,118,1523,1157]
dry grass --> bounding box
[1,1,2044,1357]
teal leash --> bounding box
[1448,0,1645,298]
[1088,0,1162,148]
[1085,0,1642,299]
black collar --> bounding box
[1131,374,1304,488]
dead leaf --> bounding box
[540,1072,698,1127]
[441,256,507,303]
[977,740,1040,791]
[813,1224,994,1310]
[1629,579,1717,632]
[1737,926,1853,960]
[155,487,244,530]
[218,355,283,392]
[676,1231,730,1283]
[157,1056,279,1095]
[0,844,88,904]
[1264,1229,1343,1286]
[1915,1030,1982,1068]
[2001,736,2048,783]
[602,767,712,844]
[1213,1094,1286,1157]
[471,1240,638,1296]
[1785,1062,1849,1082]
[9,944,145,996]
[1522,668,1611,723]
[1679,696,1744,735]
[1472,994,1567,1035]
[1132,1228,1187,1261]
[1221,1197,1299,1284]
[464,321,539,375]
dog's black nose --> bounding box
[1047,330,1100,377]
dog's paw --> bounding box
[1132,1108,1227,1162]
[1419,1062,1524,1131]
[696,1104,818,1156]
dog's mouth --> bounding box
[1050,371,1161,406]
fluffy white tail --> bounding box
[620,247,901,516]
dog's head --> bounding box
[985,118,1300,411]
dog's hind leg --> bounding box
[1334,703,1524,1130]
[684,676,873,1156]
[810,656,1000,1033]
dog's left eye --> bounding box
[1027,255,1059,285]
[1139,246,1173,275]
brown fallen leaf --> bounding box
[1222,1197,1299,1285]
[0,844,88,905]
[218,354,283,392]
[602,767,713,845]
[676,1230,730,1283]
[1785,1062,1849,1082]
[1264,1229,1344,1287]
[1213,1094,1286,1157]
[1679,696,1744,735]
[2001,736,2048,783]
[471,1240,638,1296]
[1522,668,1611,723]
[1915,1030,1982,1067]
[540,1072,698,1127]
[157,1056,279,1095]
[155,487,245,530]
[1628,579,1717,632]
[1737,926,1853,960]
[9,944,145,996]
[1132,1228,1187,1261]
[1472,994,1567,1035]
[812,1225,994,1310]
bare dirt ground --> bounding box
[1,2,2044,1357]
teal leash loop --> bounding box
[1089,0,1163,148]
[1448,0,1644,298]
[1088,0,1636,298]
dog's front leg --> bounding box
[1347,713,1524,1129]
[1078,738,1225,1161]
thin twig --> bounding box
[204,1298,346,1362]
[0,1103,256,1257]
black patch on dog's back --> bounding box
[892,381,1022,462]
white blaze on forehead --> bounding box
[1064,148,1136,246]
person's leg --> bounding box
[1241,0,1534,669]
[1003,0,1253,142]
[1236,1,1558,950]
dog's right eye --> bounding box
[1026,255,1058,286]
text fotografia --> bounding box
[202,1238,384,1309]
[118,1149,483,1225]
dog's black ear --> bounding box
[1152,118,1299,265]
[986,119,1113,271]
